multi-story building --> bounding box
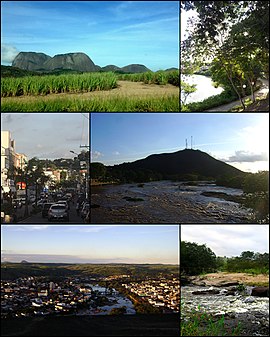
[1,131,16,194]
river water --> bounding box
[181,74,223,104]
[91,181,252,223]
[181,285,269,336]
[77,283,136,316]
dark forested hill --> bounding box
[109,149,245,181]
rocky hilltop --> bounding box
[12,52,97,72]
[12,51,152,73]
[12,52,51,71]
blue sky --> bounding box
[1,225,179,264]
[91,113,269,173]
[181,225,269,257]
[1,112,89,159]
[1,1,179,71]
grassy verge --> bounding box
[181,91,238,112]
[181,304,242,336]
[1,95,179,112]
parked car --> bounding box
[12,199,23,209]
[32,199,47,209]
[42,203,54,218]
[48,204,69,222]
[57,200,69,210]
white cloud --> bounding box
[1,44,19,63]
[226,150,268,163]
[112,151,120,155]
[91,151,104,160]
[181,225,269,257]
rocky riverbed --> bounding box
[91,181,252,223]
[181,273,269,336]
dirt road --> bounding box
[205,79,269,112]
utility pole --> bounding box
[185,139,188,149]
[80,145,90,200]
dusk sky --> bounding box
[181,225,269,257]
[1,225,179,264]
[1,1,179,71]
[91,113,269,173]
[1,113,89,160]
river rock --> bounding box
[192,289,220,295]
[251,286,269,297]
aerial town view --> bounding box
[1,224,180,336]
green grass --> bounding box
[1,72,118,97]
[181,304,242,336]
[117,70,179,86]
[181,90,238,112]
[1,95,180,112]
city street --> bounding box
[18,201,87,224]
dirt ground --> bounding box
[1,80,179,103]
[190,272,269,286]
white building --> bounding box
[1,131,16,194]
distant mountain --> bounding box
[10,52,152,74]
[20,260,30,264]
[109,149,244,179]
[43,52,97,72]
[120,64,151,73]
[12,52,97,72]
[101,64,121,72]
[165,67,179,71]
[12,52,52,71]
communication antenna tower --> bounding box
[185,138,188,149]
[191,136,193,149]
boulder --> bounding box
[192,289,220,295]
[251,287,269,297]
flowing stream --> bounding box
[181,285,269,336]
[91,181,252,223]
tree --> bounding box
[90,162,107,180]
[180,81,197,104]
[181,241,217,275]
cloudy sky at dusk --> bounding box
[1,113,89,160]
[1,1,179,71]
[181,225,269,257]
[1,225,179,264]
[91,113,269,173]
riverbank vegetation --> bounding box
[181,1,269,111]
[181,241,269,276]
[181,303,242,336]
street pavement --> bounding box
[18,200,87,224]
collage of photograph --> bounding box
[1,1,269,336]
